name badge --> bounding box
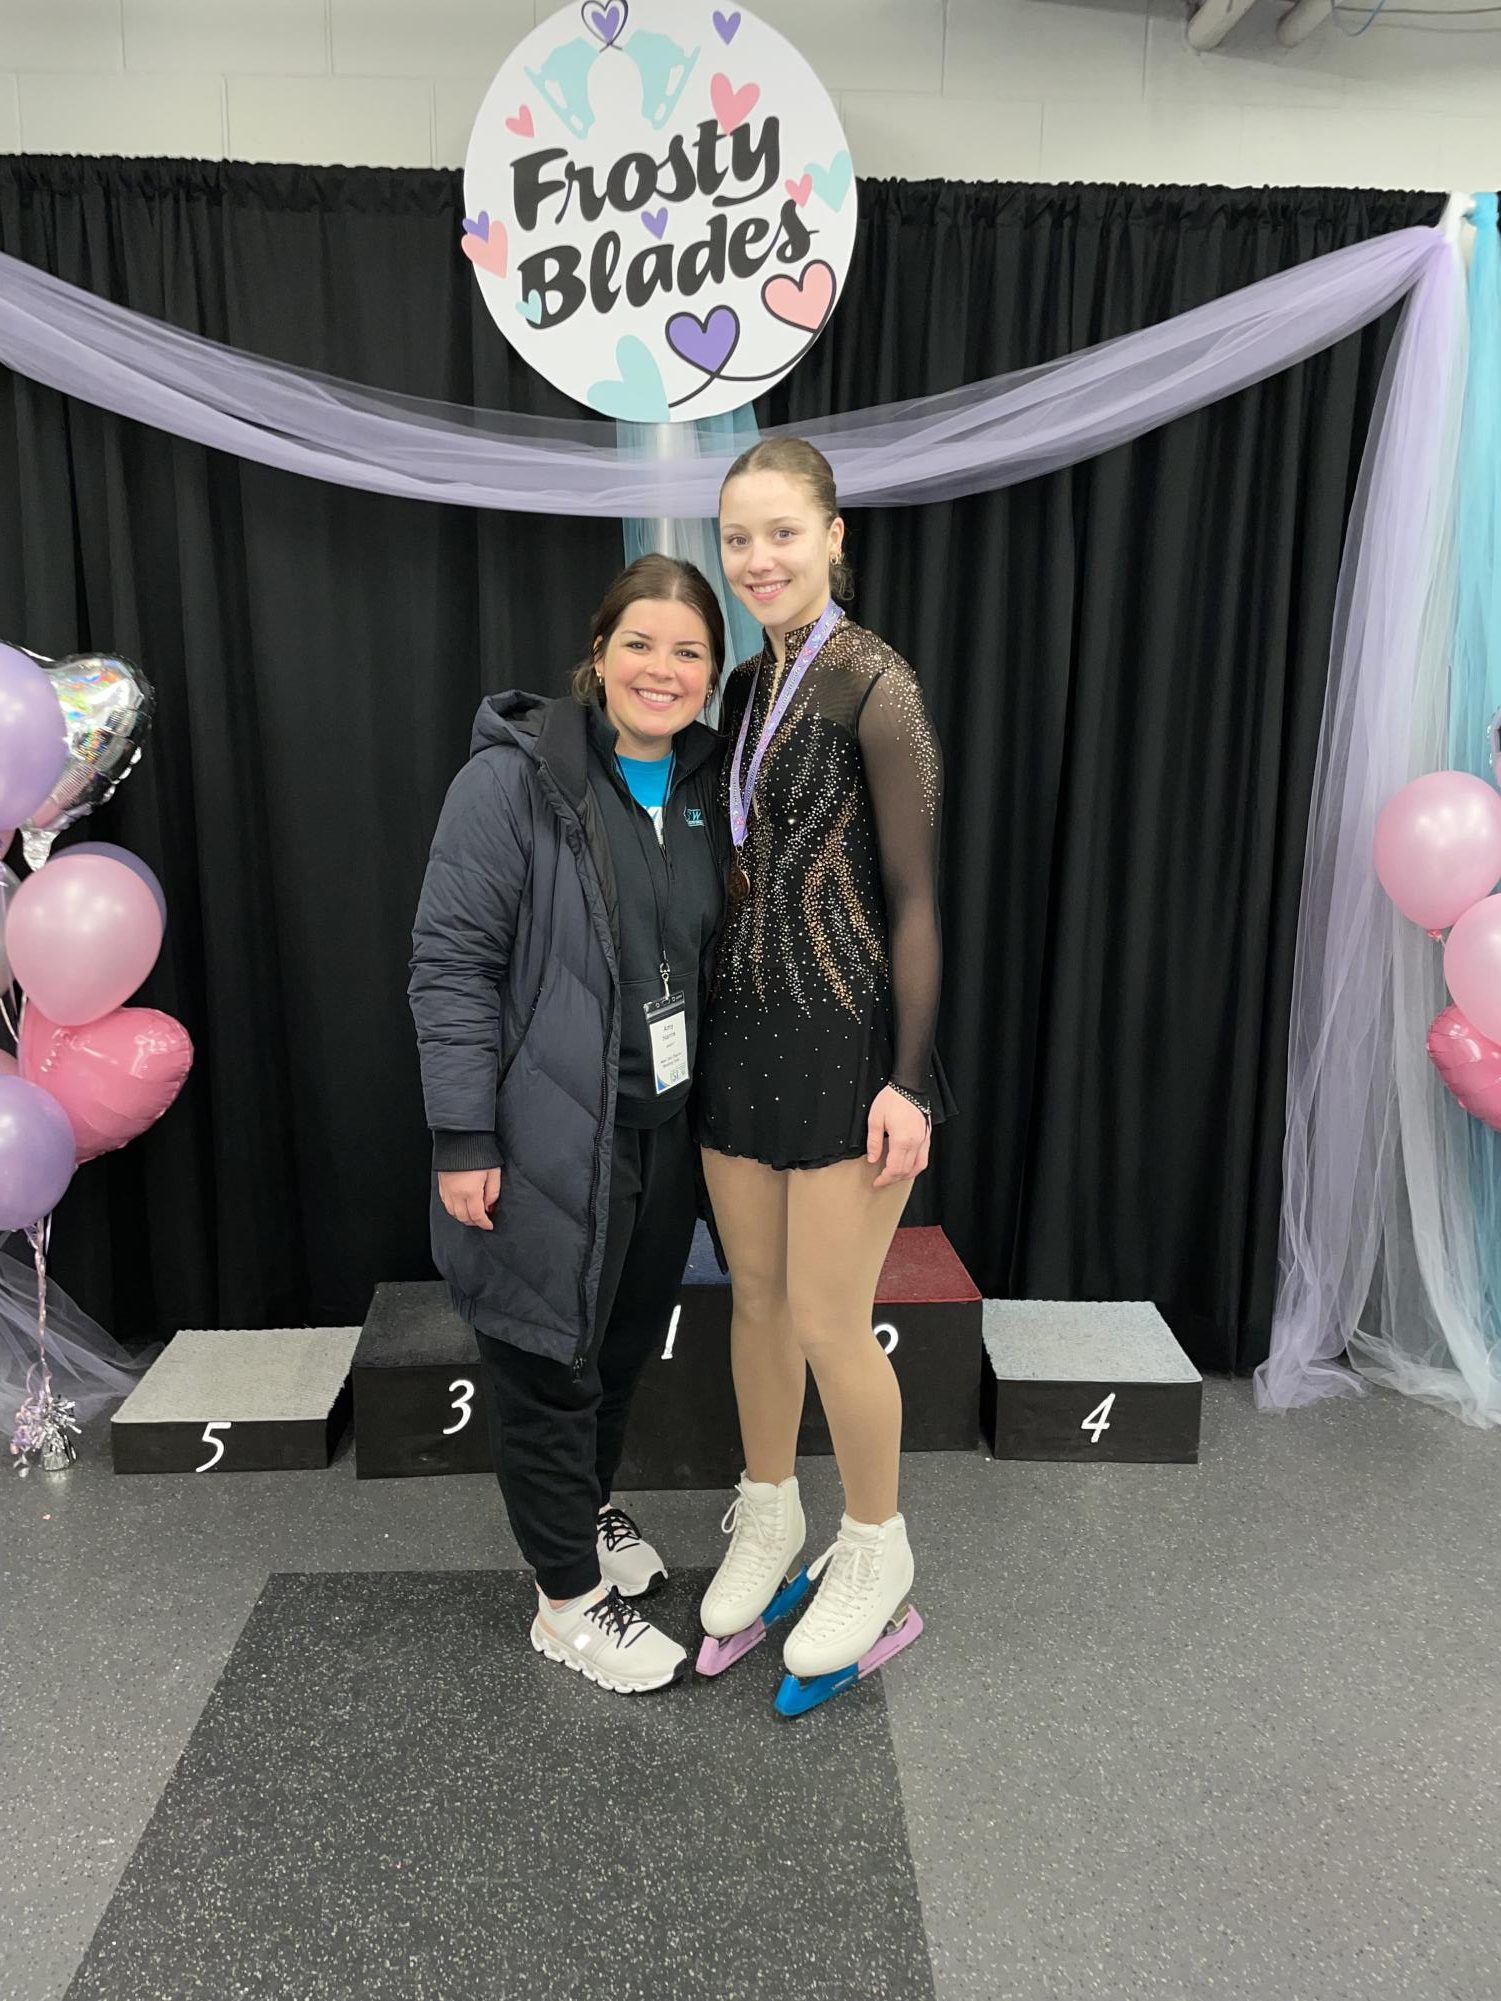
[645,992,690,1094]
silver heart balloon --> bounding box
[19,652,155,869]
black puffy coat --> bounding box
[409,692,724,1366]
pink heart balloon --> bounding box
[1426,1004,1501,1130]
[19,1003,192,1162]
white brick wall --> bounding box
[0,0,1497,189]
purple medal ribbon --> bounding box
[730,601,844,851]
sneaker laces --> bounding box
[597,1505,643,1554]
[586,1586,650,1649]
[805,1535,882,1627]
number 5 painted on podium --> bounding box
[445,1378,476,1435]
[1082,1394,1116,1444]
[196,1422,231,1472]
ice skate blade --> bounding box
[696,1566,811,1678]
[775,1605,925,1717]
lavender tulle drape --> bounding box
[0,217,1480,1415]
[1254,237,1473,1414]
[0,229,1440,515]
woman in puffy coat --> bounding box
[409,553,726,1697]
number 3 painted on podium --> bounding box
[445,1378,476,1435]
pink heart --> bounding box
[710,72,760,134]
[19,1003,193,1163]
[762,259,836,333]
[461,219,508,278]
[506,105,534,138]
[784,174,812,207]
[1427,1004,1501,1129]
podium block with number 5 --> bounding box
[981,1299,1202,1465]
[111,1328,360,1474]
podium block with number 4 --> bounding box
[981,1299,1202,1465]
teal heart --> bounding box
[515,291,543,324]
[806,148,853,213]
[587,336,670,422]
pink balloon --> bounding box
[4,855,163,1026]
[1444,895,1501,1046]
[62,842,167,928]
[19,1003,192,1162]
[1427,1004,1501,1130]
[1373,771,1501,931]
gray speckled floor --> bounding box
[63,1570,932,2001]
[3,1380,1498,2001]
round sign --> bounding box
[463,2,856,423]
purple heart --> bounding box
[642,207,668,239]
[583,0,626,46]
[666,305,739,377]
[462,211,489,240]
[713,8,742,41]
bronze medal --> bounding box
[729,861,751,905]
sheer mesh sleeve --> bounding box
[856,665,944,1098]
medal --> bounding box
[728,602,843,899]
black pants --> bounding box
[475,1108,697,1600]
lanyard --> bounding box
[729,602,843,851]
[615,749,676,997]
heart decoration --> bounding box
[713,8,742,41]
[505,106,534,139]
[20,1003,194,1164]
[1427,1004,1501,1130]
[784,174,812,208]
[710,72,760,135]
[588,336,670,422]
[641,207,668,240]
[666,305,740,377]
[582,0,628,47]
[762,260,836,334]
[515,292,544,325]
[806,149,854,213]
[461,214,508,278]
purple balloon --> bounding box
[0,644,68,828]
[0,1075,77,1230]
[61,842,168,928]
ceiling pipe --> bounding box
[1276,0,1335,46]
[1185,0,1262,49]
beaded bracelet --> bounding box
[887,1081,933,1127]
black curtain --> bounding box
[0,160,1438,1370]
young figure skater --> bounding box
[694,439,951,1714]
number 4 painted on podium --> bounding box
[1081,1394,1116,1444]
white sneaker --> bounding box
[596,1503,667,1598]
[781,1513,915,1682]
[530,1583,688,1693]
[700,1474,806,1640]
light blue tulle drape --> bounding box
[618,409,764,686]
[1448,196,1501,1360]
